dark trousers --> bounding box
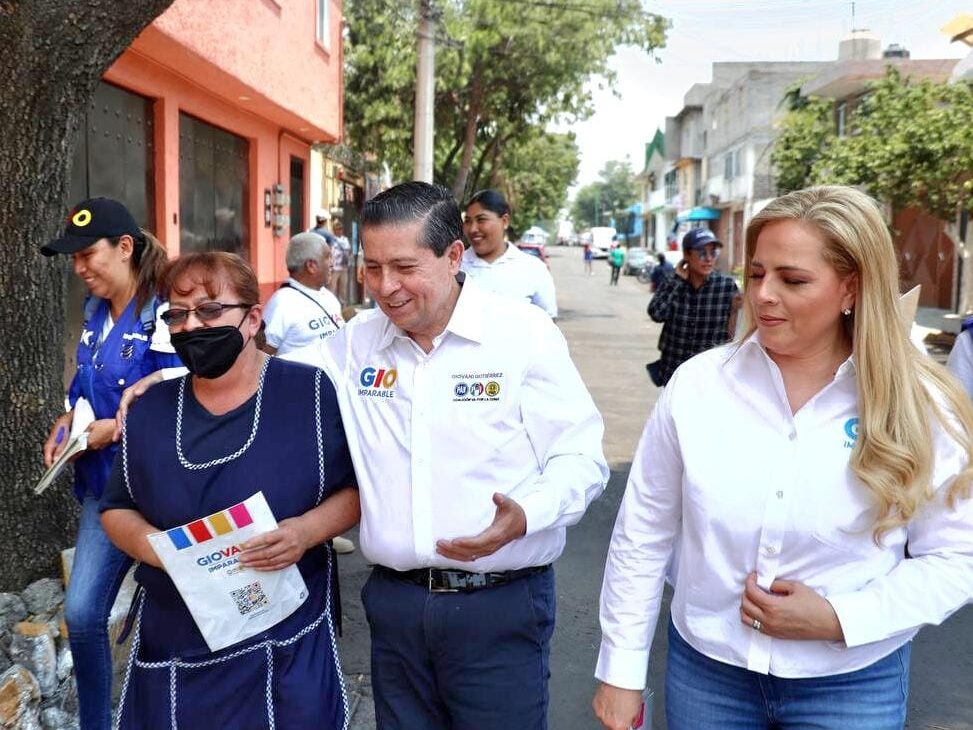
[362,566,556,730]
[610,264,620,285]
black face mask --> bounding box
[170,319,248,379]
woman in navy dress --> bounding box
[41,197,183,730]
[101,252,359,729]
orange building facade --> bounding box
[70,0,343,302]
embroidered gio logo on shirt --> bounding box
[358,367,397,399]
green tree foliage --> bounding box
[344,0,668,203]
[497,130,579,238]
[772,84,834,195]
[570,159,637,230]
[773,68,973,219]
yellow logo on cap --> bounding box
[71,209,92,227]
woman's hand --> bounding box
[239,517,312,572]
[739,572,844,642]
[592,682,643,730]
[85,419,120,451]
[114,371,164,440]
[43,411,74,467]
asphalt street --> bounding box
[341,246,973,730]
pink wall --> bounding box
[105,52,310,297]
[138,0,342,142]
[99,0,339,299]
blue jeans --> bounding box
[64,497,133,730]
[362,566,556,730]
[666,620,910,729]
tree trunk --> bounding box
[469,134,499,193]
[0,0,175,590]
[451,64,483,201]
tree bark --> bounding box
[450,63,483,201]
[0,0,175,590]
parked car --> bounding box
[623,247,650,275]
[516,242,550,268]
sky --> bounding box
[566,0,971,189]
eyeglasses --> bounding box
[690,247,721,261]
[161,302,251,326]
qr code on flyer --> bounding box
[230,582,269,616]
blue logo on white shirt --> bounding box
[843,418,859,448]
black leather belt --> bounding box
[375,564,550,593]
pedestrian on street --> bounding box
[288,181,608,729]
[261,231,355,554]
[649,252,674,292]
[330,219,352,305]
[311,209,337,246]
[646,227,740,386]
[101,252,359,729]
[593,186,973,730]
[609,239,624,286]
[40,197,185,729]
[461,188,558,318]
[583,241,594,275]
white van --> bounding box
[589,226,616,259]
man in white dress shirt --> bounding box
[287,181,607,729]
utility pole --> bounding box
[413,0,435,182]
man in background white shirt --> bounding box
[262,232,354,555]
[262,232,344,357]
[287,181,607,729]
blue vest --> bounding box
[67,295,181,500]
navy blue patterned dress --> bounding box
[101,357,355,729]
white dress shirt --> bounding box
[597,335,973,688]
[262,278,344,356]
[947,329,973,399]
[287,276,607,572]
[461,244,558,318]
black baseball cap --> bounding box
[681,227,723,251]
[41,197,141,256]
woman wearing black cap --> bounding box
[40,197,184,730]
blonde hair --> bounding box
[742,186,973,541]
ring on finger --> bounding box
[751,618,762,632]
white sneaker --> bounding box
[332,536,356,554]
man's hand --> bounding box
[113,371,164,440]
[674,259,689,280]
[739,572,844,641]
[592,682,643,730]
[435,493,527,562]
[43,411,74,467]
[239,517,311,572]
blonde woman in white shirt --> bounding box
[593,186,973,730]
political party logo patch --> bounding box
[451,371,504,402]
[358,366,397,399]
[843,417,859,449]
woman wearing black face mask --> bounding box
[100,252,360,729]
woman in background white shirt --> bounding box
[461,189,558,317]
[593,186,973,730]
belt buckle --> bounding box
[428,570,459,593]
